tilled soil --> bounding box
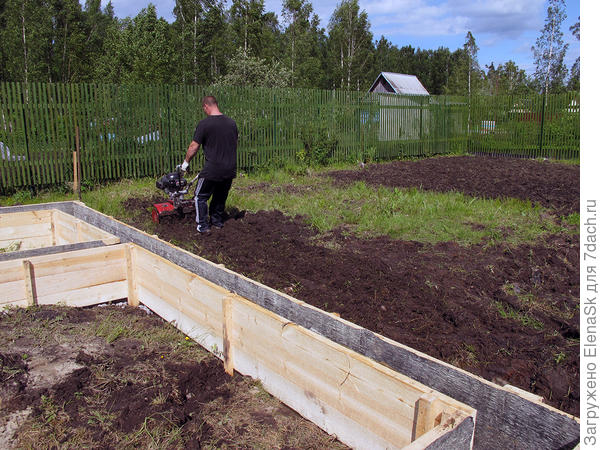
[126,156,579,417]
[327,155,579,217]
[0,306,346,448]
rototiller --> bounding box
[152,167,198,223]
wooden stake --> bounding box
[74,125,81,200]
[22,259,37,306]
[223,295,234,376]
[72,150,79,193]
[412,392,444,441]
[126,244,139,307]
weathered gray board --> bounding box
[0,202,580,449]
[0,240,106,262]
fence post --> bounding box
[538,93,546,157]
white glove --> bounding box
[180,160,189,172]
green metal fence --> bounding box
[0,82,579,191]
[468,92,580,159]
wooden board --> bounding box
[130,247,475,449]
[52,210,119,246]
[0,202,581,449]
[0,210,53,250]
[0,208,118,255]
[0,244,128,307]
[225,294,474,449]
[0,241,106,262]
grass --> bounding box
[1,162,575,246]
[229,166,569,245]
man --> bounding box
[179,96,238,234]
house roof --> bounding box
[369,72,429,95]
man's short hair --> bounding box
[202,95,218,107]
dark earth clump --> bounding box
[124,156,579,417]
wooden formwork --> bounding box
[0,202,580,449]
[0,208,119,262]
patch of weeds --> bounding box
[94,318,131,343]
[554,352,566,364]
[88,410,117,428]
[424,279,439,290]
[563,213,579,226]
[129,415,184,448]
[0,241,22,253]
[495,301,544,330]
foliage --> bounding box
[326,0,374,90]
[0,0,578,95]
[298,121,338,166]
[532,0,568,94]
[213,47,292,88]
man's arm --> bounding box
[184,140,200,163]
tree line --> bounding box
[0,0,579,95]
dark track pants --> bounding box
[194,177,233,227]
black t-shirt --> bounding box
[193,114,238,181]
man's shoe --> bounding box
[211,218,224,229]
[197,224,211,234]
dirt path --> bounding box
[126,156,579,417]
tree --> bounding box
[173,0,207,85]
[229,0,278,60]
[532,0,568,94]
[172,0,229,85]
[96,5,175,84]
[567,17,579,91]
[484,60,531,95]
[0,0,53,82]
[213,47,291,88]
[81,0,117,82]
[464,31,480,97]
[46,0,89,82]
[282,0,311,87]
[327,0,374,90]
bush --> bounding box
[298,122,338,166]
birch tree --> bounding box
[532,0,568,94]
[327,0,373,90]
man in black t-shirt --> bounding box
[179,96,238,234]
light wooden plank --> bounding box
[32,262,126,298]
[0,223,53,241]
[227,296,468,446]
[137,284,222,353]
[52,210,119,245]
[0,279,27,305]
[134,258,224,338]
[412,392,444,441]
[406,411,473,450]
[0,236,51,251]
[22,259,37,306]
[0,210,52,228]
[223,295,234,376]
[36,280,128,307]
[12,245,126,279]
[125,244,139,306]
